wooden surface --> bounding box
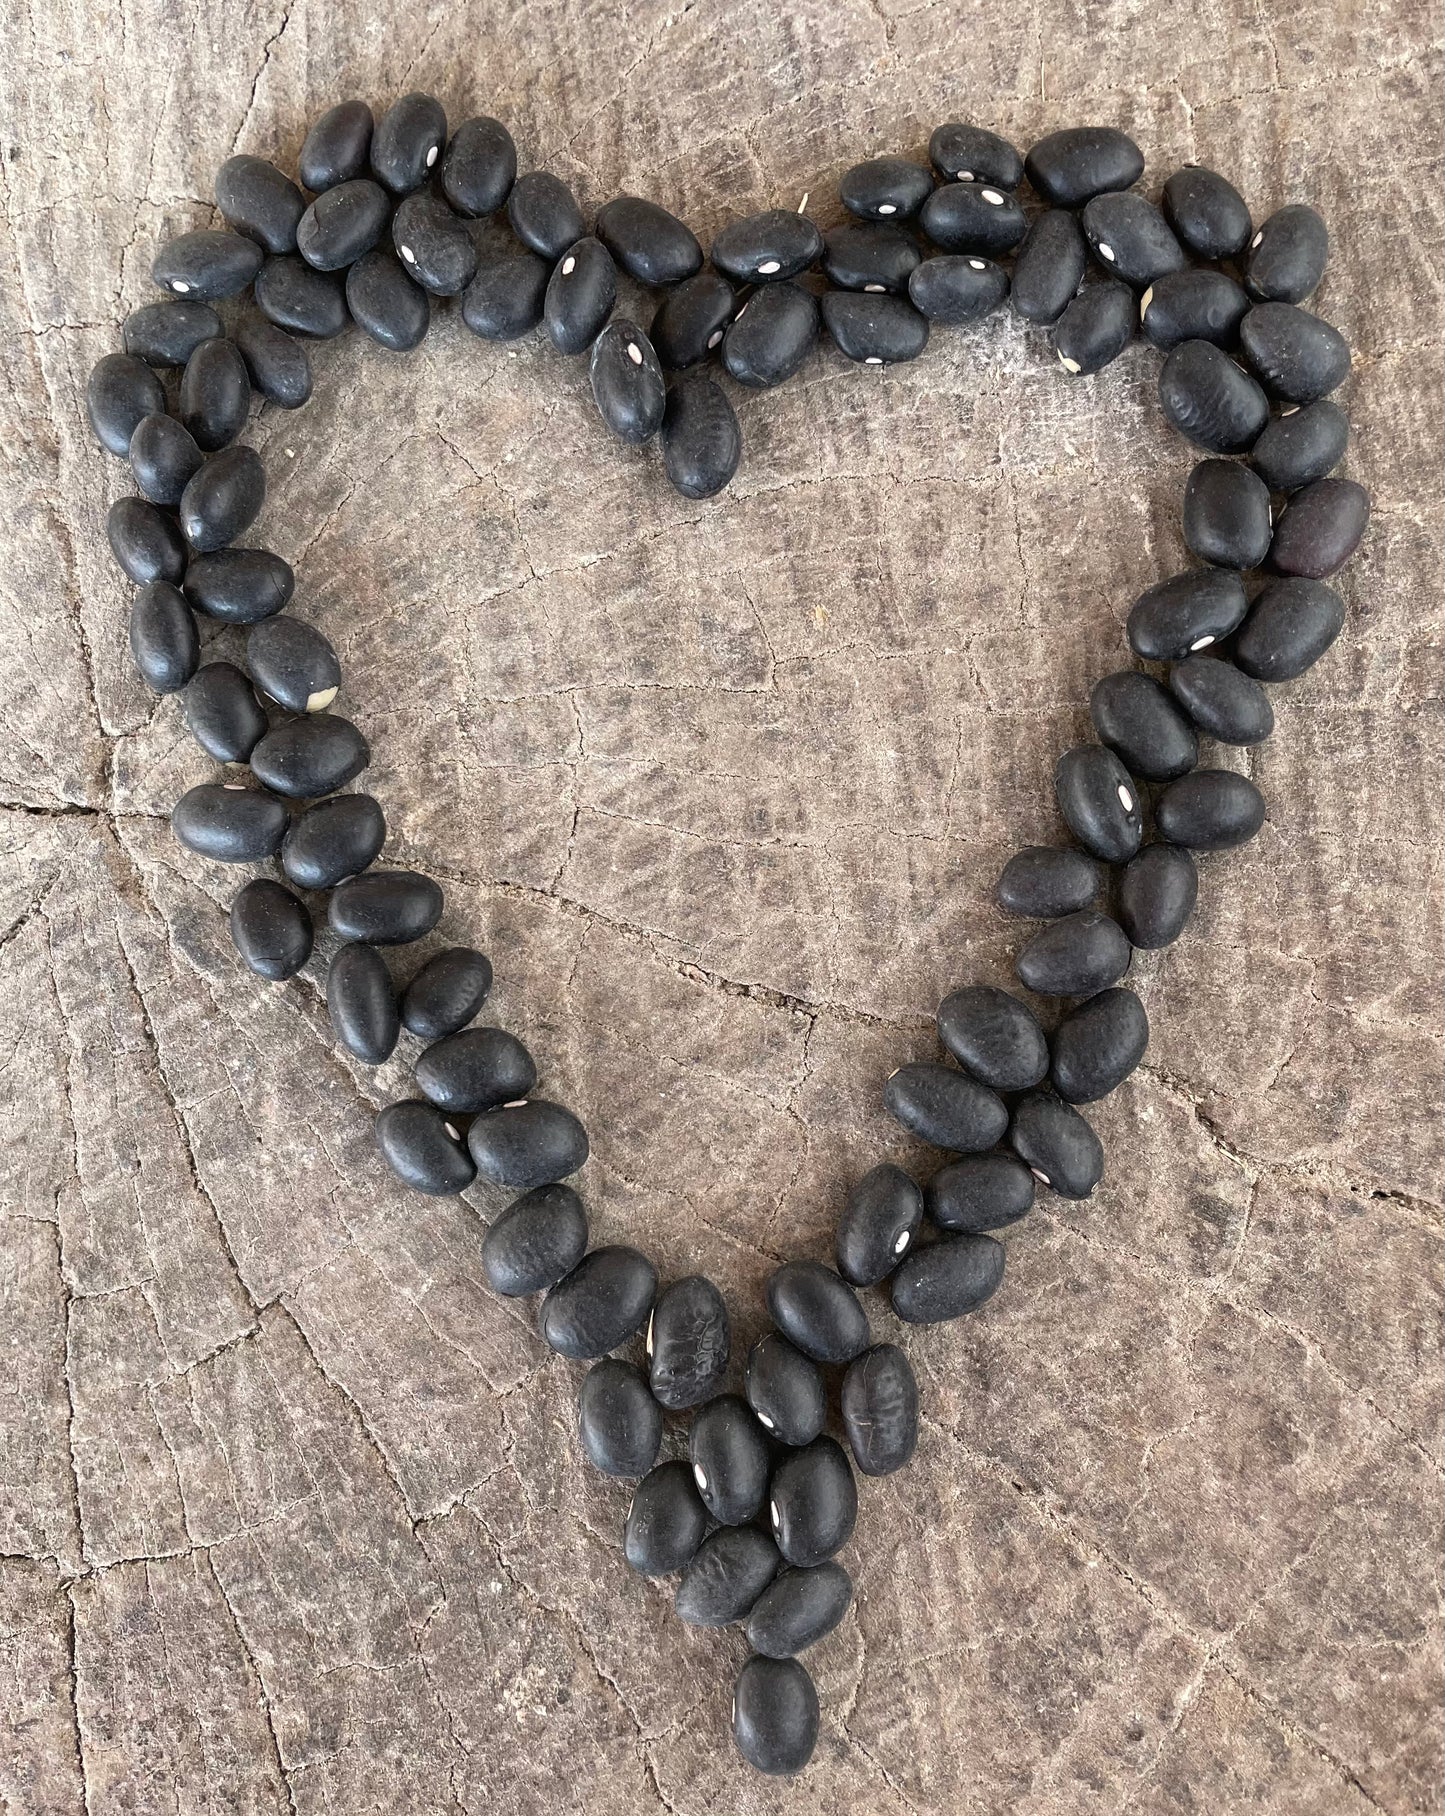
[1,0,1442,1810]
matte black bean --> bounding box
[179,445,265,551]
[1090,670,1199,782]
[1162,165,1252,260]
[926,1150,1036,1232]
[1051,987,1149,1103]
[346,247,430,350]
[1010,210,1087,324]
[544,236,616,354]
[822,289,929,363]
[823,223,921,294]
[1118,843,1199,949]
[229,878,311,981]
[88,353,166,455]
[746,1562,852,1659]
[296,178,390,272]
[123,300,222,367]
[179,338,250,451]
[1015,910,1132,998]
[1159,340,1270,453]
[1055,744,1144,862]
[625,1461,708,1577]
[1270,476,1369,578]
[441,116,517,217]
[300,100,374,193]
[129,581,198,693]
[470,1099,589,1191]
[1251,399,1349,493]
[936,983,1050,1091]
[482,1183,588,1296]
[1182,458,1273,570]
[996,846,1103,919]
[884,1061,1010,1153]
[234,314,313,409]
[733,1655,818,1777]
[595,195,703,286]
[1240,303,1350,405]
[721,282,818,388]
[184,547,294,623]
[416,1027,536,1115]
[1234,576,1346,681]
[1053,280,1134,375]
[1025,126,1144,207]
[370,92,446,195]
[280,792,386,890]
[712,211,823,284]
[327,941,399,1065]
[393,191,478,295]
[649,270,736,368]
[769,1437,856,1568]
[245,616,341,714]
[908,254,1008,325]
[891,1232,1006,1322]
[540,1245,655,1358]
[921,180,1026,255]
[1155,769,1267,849]
[1140,269,1250,352]
[841,1343,917,1476]
[1169,655,1275,744]
[172,781,287,863]
[1127,567,1249,661]
[647,1275,730,1410]
[661,376,741,499]
[375,1100,476,1196]
[840,155,933,221]
[183,663,268,763]
[1246,204,1328,304]
[507,171,586,261]
[589,319,666,444]
[744,1334,825,1447]
[215,154,306,255]
[401,946,494,1041]
[460,250,550,340]
[766,1260,869,1365]
[329,868,442,943]
[152,229,263,301]
[577,1359,662,1477]
[929,122,1023,189]
[690,1395,770,1525]
[129,413,203,507]
[1009,1092,1104,1198]
[1081,192,1186,289]
[836,1162,923,1287]
[250,713,368,799]
[254,256,350,338]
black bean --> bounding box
[229,878,311,981]
[234,314,313,409]
[1051,987,1149,1103]
[1015,910,1132,998]
[254,256,350,338]
[184,547,294,623]
[712,211,823,284]
[129,581,198,693]
[884,1061,1010,1152]
[647,1274,730,1410]
[936,983,1050,1091]
[1055,744,1144,862]
[822,289,929,363]
[179,445,265,552]
[441,116,517,218]
[108,497,188,595]
[1169,655,1275,744]
[733,1655,819,1777]
[179,338,251,451]
[589,319,666,444]
[661,376,741,499]
[1140,269,1250,352]
[215,154,306,255]
[329,868,441,943]
[769,1437,856,1568]
[300,100,374,193]
[744,1334,825,1447]
[87,352,166,455]
[1182,458,1273,570]
[690,1395,770,1525]
[1082,192,1186,289]
[929,122,1023,189]
[1162,165,1252,260]
[577,1359,662,1477]
[507,171,586,261]
[123,300,223,367]
[470,1099,589,1191]
[183,662,268,763]
[543,236,616,354]
[1234,576,1346,681]
[371,92,446,195]
[172,781,288,863]
[766,1260,869,1365]
[1155,769,1267,849]
[482,1183,588,1297]
[416,1027,536,1115]
[746,1562,852,1659]
[1053,280,1134,375]
[250,713,368,799]
[393,191,478,296]
[375,1100,476,1196]
[891,1232,1005,1322]
[721,282,818,388]
[649,269,736,368]
[1089,670,1199,782]
[152,229,263,301]
[540,1245,655,1358]
[1240,303,1350,406]
[327,941,399,1064]
[246,615,341,713]
[1127,566,1249,661]
[839,155,933,221]
[908,254,1008,325]
[836,1162,923,1287]
[1025,126,1144,207]
[920,181,1026,255]
[1010,210,1087,324]
[996,846,1104,919]
[1118,843,1199,949]
[926,1150,1036,1232]
[823,223,921,294]
[460,249,550,340]
[1009,1092,1104,1198]
[1251,399,1349,493]
[595,195,703,286]
[128,413,203,507]
[1246,204,1328,304]
[1270,476,1369,578]
[346,247,430,351]
[625,1461,708,1577]
[841,1343,917,1475]
[401,946,494,1041]
[296,178,390,272]
[280,792,386,890]
[1159,340,1270,453]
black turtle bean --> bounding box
[1051,987,1149,1103]
[589,319,666,443]
[1234,576,1346,681]
[648,1275,730,1410]
[836,1162,923,1287]
[1251,399,1349,493]
[544,236,617,354]
[1159,340,1270,453]
[254,256,350,338]
[1127,567,1249,660]
[822,289,929,363]
[123,299,223,367]
[1155,769,1267,849]
[129,581,199,693]
[722,283,819,388]
[891,1233,1005,1322]
[461,250,550,340]
[172,781,287,863]
[920,181,1026,256]
[689,1395,770,1525]
[1162,165,1252,260]
[507,171,586,261]
[908,255,1009,325]
[393,191,478,296]
[839,155,933,221]
[107,496,187,584]
[184,547,294,623]
[1182,458,1273,570]
[128,413,203,507]
[370,92,446,195]
[1025,126,1144,207]
[766,1260,869,1365]
[346,247,430,351]
[375,1100,477,1196]
[1246,204,1328,303]
[401,946,494,1041]
[482,1183,588,1297]
[296,178,390,272]
[1056,744,1143,863]
[329,869,443,943]
[246,615,341,713]
[1053,280,1134,375]
[416,1027,536,1115]
[996,847,1104,919]
[732,1655,819,1777]
[823,223,922,293]
[1089,670,1199,782]
[1010,210,1087,324]
[649,270,736,368]
[179,445,265,552]
[229,878,311,981]
[300,100,374,193]
[744,1334,825,1447]
[152,229,263,301]
[1240,303,1350,405]
[88,353,166,455]
[661,376,741,499]
[1270,476,1369,578]
[234,314,313,409]
[936,983,1050,1091]
[926,1150,1036,1232]
[1015,910,1132,998]
[625,1461,708,1578]
[1009,1092,1104,1198]
[183,663,268,764]
[441,116,517,217]
[769,1437,857,1568]
[215,154,306,255]
[884,1061,1010,1152]
[1140,269,1250,352]
[1169,655,1275,744]
[326,941,399,1065]
[179,338,251,451]
[747,1562,852,1659]
[250,713,369,799]
[280,793,386,891]
[841,1343,918,1476]
[595,195,703,286]
[540,1245,655,1358]
[929,122,1023,189]
[470,1099,589,1191]
[578,1359,662,1477]
[712,210,823,284]
[1081,192,1186,288]
[1118,843,1199,949]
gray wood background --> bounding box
[1,0,1441,1809]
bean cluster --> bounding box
[85,94,1367,1776]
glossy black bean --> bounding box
[836,1162,923,1287]
[179,445,265,552]
[129,581,199,693]
[625,1461,708,1577]
[229,878,311,981]
[543,236,616,354]
[1009,1092,1104,1198]
[416,1027,536,1115]
[1246,204,1328,304]
[375,1100,476,1196]
[1051,987,1149,1103]
[460,250,550,340]
[1182,459,1273,570]
[401,946,494,1041]
[152,229,263,301]
[184,547,294,623]
[647,1275,730,1411]
[920,181,1026,255]
[926,1150,1036,1232]
[246,616,341,714]
[936,984,1050,1091]
[769,1437,856,1568]
[123,300,223,367]
[280,792,386,890]
[482,1183,588,1296]
[929,122,1023,188]
[1118,843,1199,949]
[1025,126,1144,207]
[1127,567,1249,661]
[1162,165,1252,259]
[1015,910,1132,998]
[329,869,442,943]
[721,282,818,388]
[884,1061,1010,1153]
[250,713,368,799]
[393,191,478,296]
[690,1395,770,1525]
[1240,303,1350,406]
[822,289,929,363]
[1090,670,1199,782]
[908,254,1008,325]
[507,171,586,261]
[326,941,399,1064]
[712,211,823,284]
[179,338,250,451]
[1053,280,1134,375]
[766,1260,869,1365]
[88,353,166,455]
[370,92,446,195]
[215,154,306,255]
[732,1655,819,1777]
[234,314,313,408]
[470,1099,589,1190]
[1010,210,1086,324]
[1270,476,1369,578]
[296,178,390,272]
[1155,769,1267,849]
[1169,655,1275,744]
[540,1245,655,1358]
[577,1359,662,1477]
[254,256,350,338]
[746,1562,852,1659]
[1252,399,1349,493]
[441,116,517,217]
[891,1233,1006,1322]
[1055,744,1144,862]
[823,223,921,294]
[1140,269,1250,353]
[595,195,703,286]
[172,781,288,863]
[1081,192,1186,289]
[1159,340,1270,454]
[1234,576,1346,681]
[661,376,741,499]
[589,319,666,443]
[300,100,374,193]
[841,1343,917,1476]
[839,155,933,221]
[128,413,203,507]
[346,247,430,351]
[744,1334,825,1447]
[996,846,1103,919]
[183,663,268,764]
[649,270,736,368]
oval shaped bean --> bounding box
[482,1183,588,1297]
[589,318,666,444]
[840,155,933,221]
[677,1528,780,1628]
[1159,340,1269,453]
[1240,303,1350,404]
[625,1461,708,1577]
[469,1099,589,1190]
[1234,576,1346,681]
[661,376,741,499]
[300,100,374,192]
[416,1027,536,1115]
[649,270,735,368]
[1025,126,1143,207]
[1015,910,1132,998]
[712,211,823,284]
[1118,843,1199,949]
[841,1343,918,1475]
[544,236,616,354]
[234,314,313,409]
[836,1162,923,1287]
[689,1395,770,1525]
[123,299,222,367]
[732,1655,818,1777]
[130,581,199,693]
[246,615,341,713]
[1089,670,1199,782]
[1082,192,1186,288]
[1127,567,1248,660]
[282,792,385,890]
[250,713,369,798]
[744,1334,825,1447]
[929,122,1023,188]
[179,338,251,451]
[393,190,478,296]
[578,1359,662,1477]
[1053,280,1134,375]
[229,878,311,981]
[908,254,1008,325]
[401,946,494,1041]
[920,181,1026,255]
[926,1150,1036,1232]
[766,1260,869,1365]
[171,781,287,863]
[1169,655,1275,744]
[1140,269,1250,352]
[329,869,442,943]
[721,282,818,388]
[540,1245,656,1359]
[129,413,204,507]
[88,353,166,455]
[326,941,399,1065]
[254,256,349,338]
[1270,477,1369,578]
[152,229,262,301]
[1051,986,1149,1104]
[996,847,1103,919]
[1246,204,1328,303]
[1182,458,1273,570]
[648,1274,730,1410]
[1010,210,1086,324]
[823,223,922,293]
[595,195,702,286]
[1162,166,1252,260]
[884,1061,1009,1152]
[108,495,187,584]
[296,178,390,271]
[821,290,929,363]
[183,662,268,763]
[370,92,446,195]
[508,170,585,261]
[769,1437,856,1568]
[747,1562,852,1659]
[461,249,550,340]
[936,984,1050,1091]
[185,547,293,623]
[441,116,517,217]
[891,1233,1005,1322]
[346,247,430,351]
[1009,1092,1104,1198]
[215,154,306,255]
[179,445,265,551]
[1155,769,1267,849]
[375,1100,476,1196]
[1252,399,1349,493]
[1056,744,1143,863]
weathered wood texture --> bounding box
[1,0,1441,1809]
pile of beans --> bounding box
[85,95,1365,1775]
